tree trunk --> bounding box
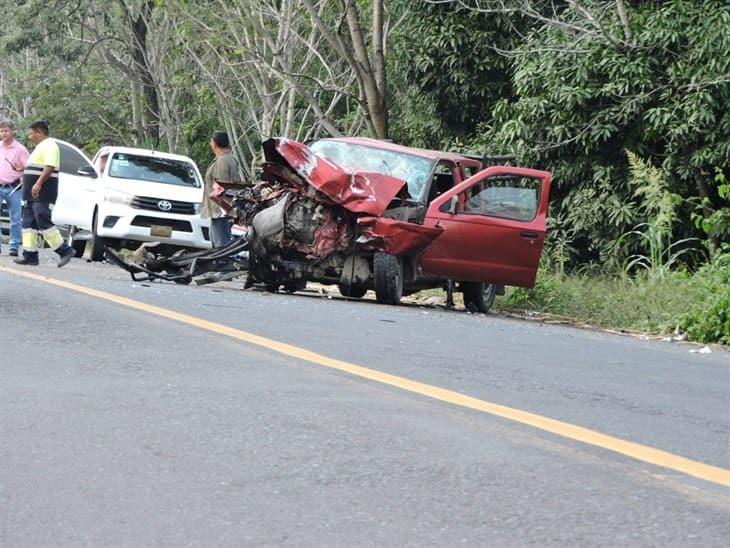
[371,0,388,134]
[130,81,144,146]
[615,0,632,42]
[694,168,713,219]
[301,0,389,139]
[344,0,388,138]
[129,1,160,143]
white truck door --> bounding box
[51,139,98,230]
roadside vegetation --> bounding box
[1,0,728,343]
[501,153,729,344]
[498,260,729,345]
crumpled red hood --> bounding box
[264,138,406,216]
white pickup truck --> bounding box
[51,141,211,261]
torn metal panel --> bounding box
[251,194,288,241]
[264,138,406,216]
[357,216,443,256]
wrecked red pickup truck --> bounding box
[108,136,550,312]
[233,137,551,311]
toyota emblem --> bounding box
[157,200,173,212]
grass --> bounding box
[497,268,723,341]
[495,272,705,333]
[409,267,727,344]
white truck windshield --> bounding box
[109,153,200,188]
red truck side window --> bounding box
[462,175,541,222]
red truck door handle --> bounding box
[521,231,538,238]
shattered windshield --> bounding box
[108,153,201,188]
[310,140,434,201]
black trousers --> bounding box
[22,200,70,256]
[22,200,56,232]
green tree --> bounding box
[476,0,729,266]
[389,0,519,148]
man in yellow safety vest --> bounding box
[13,120,75,267]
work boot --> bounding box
[57,247,75,268]
[14,252,39,266]
[9,248,18,257]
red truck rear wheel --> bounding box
[462,282,496,313]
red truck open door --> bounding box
[420,166,551,288]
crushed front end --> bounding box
[231,138,442,292]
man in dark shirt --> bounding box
[202,131,241,247]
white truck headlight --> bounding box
[104,189,133,206]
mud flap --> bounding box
[339,255,371,286]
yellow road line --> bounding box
[3,265,729,488]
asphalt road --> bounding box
[1,251,728,547]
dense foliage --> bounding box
[389,2,519,147]
[447,1,728,265]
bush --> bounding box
[679,250,730,344]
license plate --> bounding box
[150,225,172,238]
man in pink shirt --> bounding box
[0,120,29,256]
